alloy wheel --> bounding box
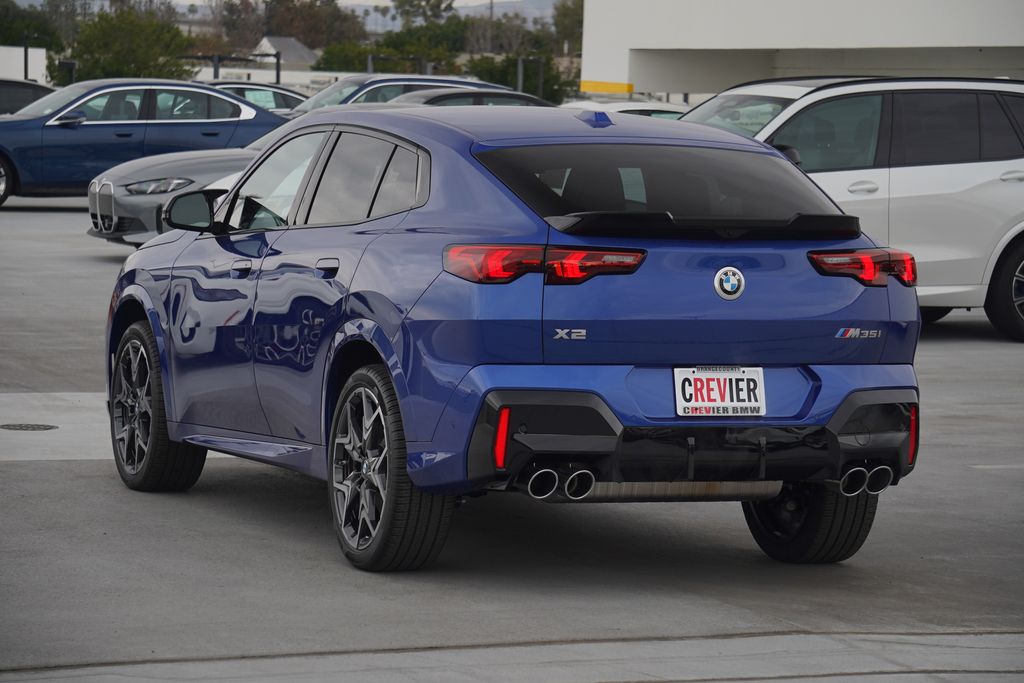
[332,387,389,550]
[0,165,7,198]
[749,483,812,541]
[1014,259,1024,321]
[111,339,153,475]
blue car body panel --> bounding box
[106,107,921,493]
[0,79,283,196]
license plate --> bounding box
[674,366,766,417]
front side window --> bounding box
[476,144,838,224]
[78,89,145,121]
[435,95,477,106]
[239,88,277,110]
[894,92,979,166]
[226,132,327,232]
[480,95,533,107]
[684,93,793,137]
[770,95,882,173]
[307,133,395,224]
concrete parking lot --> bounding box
[1,197,1022,681]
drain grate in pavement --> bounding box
[0,423,59,431]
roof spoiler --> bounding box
[545,212,862,240]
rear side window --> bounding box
[894,92,979,165]
[770,95,882,173]
[209,95,241,119]
[370,147,419,218]
[1005,95,1024,132]
[476,144,838,222]
[307,133,395,224]
[980,94,1024,159]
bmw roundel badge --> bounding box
[714,266,745,301]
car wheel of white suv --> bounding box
[985,241,1024,341]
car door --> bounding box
[253,129,423,442]
[166,130,329,435]
[890,91,1024,293]
[41,87,146,192]
[767,93,891,247]
[144,87,242,155]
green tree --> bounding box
[265,0,366,50]
[465,54,572,104]
[553,0,583,55]
[49,8,196,84]
[40,0,94,44]
[222,0,265,51]
[388,0,453,29]
[0,0,63,51]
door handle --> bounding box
[230,259,252,278]
[1000,170,1024,182]
[315,258,340,279]
[847,180,879,194]
[201,131,220,137]
[115,132,133,138]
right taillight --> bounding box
[808,249,917,287]
[444,244,645,285]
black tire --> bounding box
[0,154,13,207]
[984,240,1024,341]
[742,482,877,563]
[920,306,952,325]
[109,321,206,491]
[328,365,455,572]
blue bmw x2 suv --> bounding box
[106,106,921,571]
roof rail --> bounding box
[727,75,1024,96]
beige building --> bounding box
[580,0,1024,95]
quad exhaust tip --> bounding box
[865,465,894,495]
[564,470,596,501]
[526,469,559,500]
[840,465,894,496]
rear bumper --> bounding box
[405,364,919,493]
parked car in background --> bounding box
[283,74,509,118]
[389,87,553,107]
[686,77,1024,340]
[0,79,54,115]
[209,81,307,113]
[109,106,920,572]
[0,78,285,207]
[562,99,692,119]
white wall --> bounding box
[581,0,1024,93]
[0,46,48,84]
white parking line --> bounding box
[0,393,226,461]
[968,464,1024,470]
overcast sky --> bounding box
[336,0,487,5]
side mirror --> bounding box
[163,189,228,233]
[56,110,87,127]
[773,144,802,166]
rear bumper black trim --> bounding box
[467,388,918,490]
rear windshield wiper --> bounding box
[545,212,861,240]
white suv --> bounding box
[686,77,1024,340]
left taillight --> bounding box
[444,245,645,285]
[808,248,917,287]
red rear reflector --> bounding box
[545,248,646,284]
[444,245,645,285]
[808,249,917,286]
[493,406,511,469]
[908,404,919,465]
[444,245,544,284]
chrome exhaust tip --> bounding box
[564,470,596,501]
[526,469,559,500]
[865,465,894,495]
[839,467,869,497]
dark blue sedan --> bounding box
[0,78,285,206]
